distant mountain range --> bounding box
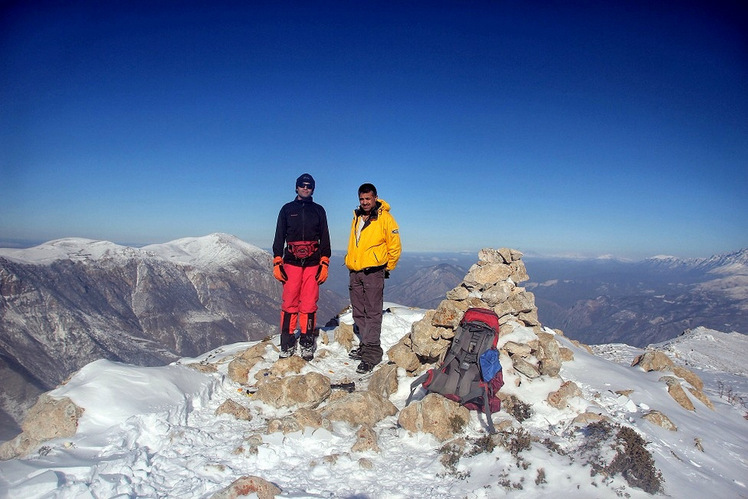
[0,234,344,440]
[524,249,748,347]
[1,234,745,442]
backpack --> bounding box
[406,307,504,433]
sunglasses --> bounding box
[298,183,314,189]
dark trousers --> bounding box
[349,267,385,364]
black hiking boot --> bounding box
[348,347,362,360]
[299,334,316,361]
[356,360,374,374]
[279,332,297,359]
[279,344,296,359]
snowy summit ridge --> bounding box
[0,232,265,269]
[1,322,747,496]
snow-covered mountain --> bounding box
[525,248,748,346]
[0,233,293,440]
[0,309,745,498]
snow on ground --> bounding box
[1,307,746,498]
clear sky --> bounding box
[2,1,746,259]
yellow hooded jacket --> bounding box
[344,198,402,272]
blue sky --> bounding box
[2,1,746,259]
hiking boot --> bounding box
[279,344,296,359]
[348,347,362,360]
[299,334,316,361]
[356,360,374,374]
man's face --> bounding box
[296,183,314,199]
[358,191,377,213]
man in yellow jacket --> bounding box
[344,183,402,373]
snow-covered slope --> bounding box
[0,233,267,268]
[1,307,745,498]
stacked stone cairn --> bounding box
[391,248,580,438]
[389,247,569,381]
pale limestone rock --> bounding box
[432,299,468,328]
[481,281,514,307]
[0,394,83,460]
[210,475,281,499]
[228,340,274,384]
[352,424,380,453]
[410,310,452,359]
[642,410,678,431]
[397,393,471,442]
[503,341,532,357]
[446,285,470,301]
[334,322,355,351]
[215,399,252,421]
[267,408,329,434]
[478,248,512,264]
[572,412,608,426]
[508,261,529,283]
[632,350,674,372]
[559,347,575,362]
[536,332,563,377]
[387,341,421,373]
[512,357,541,379]
[673,365,704,391]
[228,357,256,385]
[268,355,307,377]
[464,262,512,290]
[318,391,397,427]
[687,387,714,410]
[367,363,399,399]
[518,310,541,326]
[547,381,582,409]
[255,372,331,409]
[508,290,536,314]
[186,362,218,374]
[660,376,696,411]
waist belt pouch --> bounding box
[287,241,319,259]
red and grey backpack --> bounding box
[406,307,504,433]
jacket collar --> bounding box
[355,200,381,219]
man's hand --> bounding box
[316,256,330,284]
[273,256,288,283]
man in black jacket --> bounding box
[272,173,331,360]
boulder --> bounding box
[318,391,397,427]
[642,410,678,431]
[673,365,704,391]
[464,262,512,291]
[0,394,83,460]
[445,285,470,301]
[398,393,471,442]
[512,357,541,379]
[215,399,252,421]
[432,300,468,329]
[267,408,330,434]
[481,281,514,307]
[687,387,714,410]
[351,424,380,453]
[547,381,582,409]
[632,351,674,372]
[210,475,281,499]
[255,372,331,409]
[367,363,399,399]
[410,311,452,359]
[660,376,695,411]
[334,322,355,351]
